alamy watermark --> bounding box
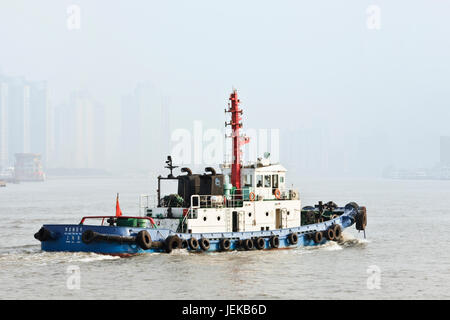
[366,265,381,290]
[67,5,81,30]
[170,121,280,165]
[366,5,381,30]
[66,265,81,290]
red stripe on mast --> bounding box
[226,89,249,189]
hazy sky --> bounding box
[1,0,449,174]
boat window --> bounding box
[264,175,271,188]
[244,174,253,187]
[256,175,263,187]
[280,176,284,183]
[272,174,279,188]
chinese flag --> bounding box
[116,193,122,217]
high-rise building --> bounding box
[0,74,50,169]
[440,136,450,166]
[0,80,8,169]
[7,77,31,161]
[29,81,50,161]
[52,91,105,169]
[121,82,166,172]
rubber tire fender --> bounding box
[255,237,265,250]
[188,237,199,250]
[333,224,342,241]
[81,230,97,244]
[220,238,231,251]
[34,227,52,242]
[199,238,210,251]
[181,239,188,249]
[288,233,298,245]
[313,231,323,244]
[243,239,253,250]
[356,207,367,231]
[269,236,279,248]
[325,228,335,241]
[165,235,181,253]
[136,230,152,250]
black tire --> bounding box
[188,237,199,250]
[243,239,253,250]
[82,230,97,244]
[200,238,210,251]
[269,236,279,248]
[325,228,335,241]
[313,231,323,244]
[181,239,188,249]
[165,235,181,253]
[288,233,298,245]
[345,202,359,212]
[255,237,265,250]
[34,227,52,242]
[356,207,367,231]
[136,230,152,249]
[220,238,231,251]
[333,224,342,241]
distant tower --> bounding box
[440,136,450,166]
[225,89,249,189]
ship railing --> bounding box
[79,216,157,228]
[188,187,298,209]
[139,194,158,215]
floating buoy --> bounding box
[220,238,231,251]
[188,237,199,250]
[249,192,256,201]
[136,230,152,249]
[255,237,265,250]
[288,233,298,245]
[200,238,210,251]
[269,235,279,248]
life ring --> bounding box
[188,237,199,250]
[200,238,210,251]
[249,192,256,201]
[165,235,181,253]
[269,236,279,248]
[332,224,342,241]
[220,238,231,251]
[255,237,265,250]
[313,231,323,244]
[325,228,335,241]
[243,239,254,250]
[288,233,298,245]
[136,230,152,249]
[274,189,281,200]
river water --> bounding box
[0,176,449,299]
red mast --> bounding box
[226,89,249,189]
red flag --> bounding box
[116,193,122,217]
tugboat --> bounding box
[34,90,367,255]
